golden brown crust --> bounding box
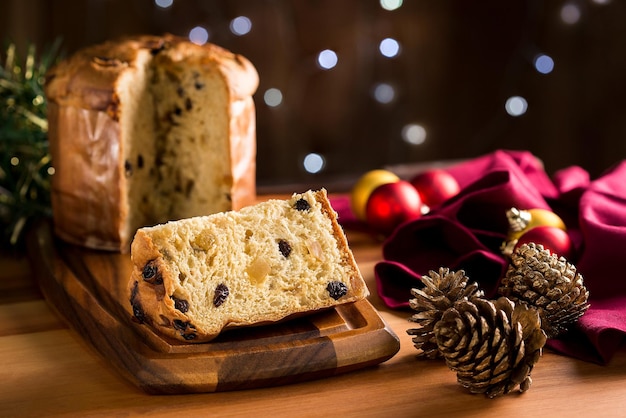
[45,34,258,252]
[129,230,191,341]
[47,102,126,251]
[45,34,258,107]
[227,96,257,211]
[314,189,365,296]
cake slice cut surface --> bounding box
[128,189,369,342]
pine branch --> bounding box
[0,38,63,249]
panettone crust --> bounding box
[45,34,259,252]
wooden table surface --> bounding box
[2,214,626,417]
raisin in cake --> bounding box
[44,34,258,252]
[128,189,369,342]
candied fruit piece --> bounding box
[247,258,271,285]
[190,231,214,251]
[305,239,324,261]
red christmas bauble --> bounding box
[410,169,460,207]
[515,225,574,260]
[350,169,399,221]
[366,180,422,235]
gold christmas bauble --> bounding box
[350,169,399,221]
[506,208,566,241]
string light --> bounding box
[154,0,173,8]
[373,83,395,104]
[189,26,209,45]
[317,49,338,70]
[380,0,403,11]
[505,96,528,117]
[534,54,554,74]
[560,3,581,24]
[140,1,608,181]
[402,124,427,145]
[230,16,252,36]
[379,38,400,58]
[263,88,283,107]
[303,153,325,174]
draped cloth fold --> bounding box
[331,150,626,364]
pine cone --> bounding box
[499,243,590,338]
[434,296,547,398]
[407,268,483,359]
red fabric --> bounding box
[331,150,626,364]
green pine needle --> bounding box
[0,38,63,248]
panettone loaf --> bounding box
[128,189,369,342]
[44,34,258,252]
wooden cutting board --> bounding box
[27,222,400,394]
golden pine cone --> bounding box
[407,268,483,359]
[499,243,590,338]
[434,296,547,398]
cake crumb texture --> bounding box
[128,189,369,342]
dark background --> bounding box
[2,0,625,190]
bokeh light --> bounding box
[380,0,403,11]
[379,38,400,58]
[534,54,555,74]
[505,96,528,116]
[373,83,395,104]
[189,26,209,45]
[230,16,252,36]
[264,88,283,107]
[303,153,325,174]
[402,124,427,145]
[317,49,338,70]
[560,3,581,24]
[154,0,173,8]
